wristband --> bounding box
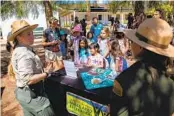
[45,72,48,77]
[45,72,51,78]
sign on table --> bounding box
[66,92,110,116]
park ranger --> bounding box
[8,20,55,116]
[111,18,174,116]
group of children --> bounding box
[59,24,130,76]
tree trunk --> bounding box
[86,0,90,21]
[171,1,174,15]
[85,0,91,29]
[134,1,144,16]
[43,1,53,27]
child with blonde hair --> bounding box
[98,27,110,66]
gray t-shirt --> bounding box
[12,45,43,87]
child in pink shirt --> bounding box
[87,43,105,68]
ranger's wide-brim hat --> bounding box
[8,20,38,41]
[124,18,174,57]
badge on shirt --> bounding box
[113,80,123,97]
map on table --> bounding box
[80,68,116,90]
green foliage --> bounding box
[1,1,42,21]
[148,1,160,8]
[56,1,75,10]
[108,1,131,14]
[50,1,59,11]
[56,1,87,12]
[160,3,173,16]
[77,1,87,12]
[145,8,155,16]
[1,1,90,22]
[123,20,128,24]
[64,23,71,27]
[146,2,173,19]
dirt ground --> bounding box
[1,48,23,116]
[1,75,23,116]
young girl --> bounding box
[69,25,83,64]
[98,27,110,66]
[87,31,95,45]
[115,27,129,56]
[78,37,90,65]
[59,30,68,59]
[110,40,128,75]
[98,27,110,57]
[87,43,105,68]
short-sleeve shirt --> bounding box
[88,53,104,67]
[98,38,109,57]
[87,38,95,45]
[43,28,60,52]
[90,23,103,42]
[79,48,89,64]
[71,36,83,64]
[12,45,43,87]
[110,55,128,73]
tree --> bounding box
[86,0,90,21]
[1,1,55,27]
[148,1,160,9]
[108,1,130,14]
[43,1,53,26]
[171,1,174,15]
[146,1,173,20]
[1,1,41,20]
[56,1,88,12]
[55,1,75,10]
[134,1,144,16]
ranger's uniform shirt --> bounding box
[111,61,174,116]
[12,45,43,87]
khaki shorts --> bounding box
[45,49,62,62]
